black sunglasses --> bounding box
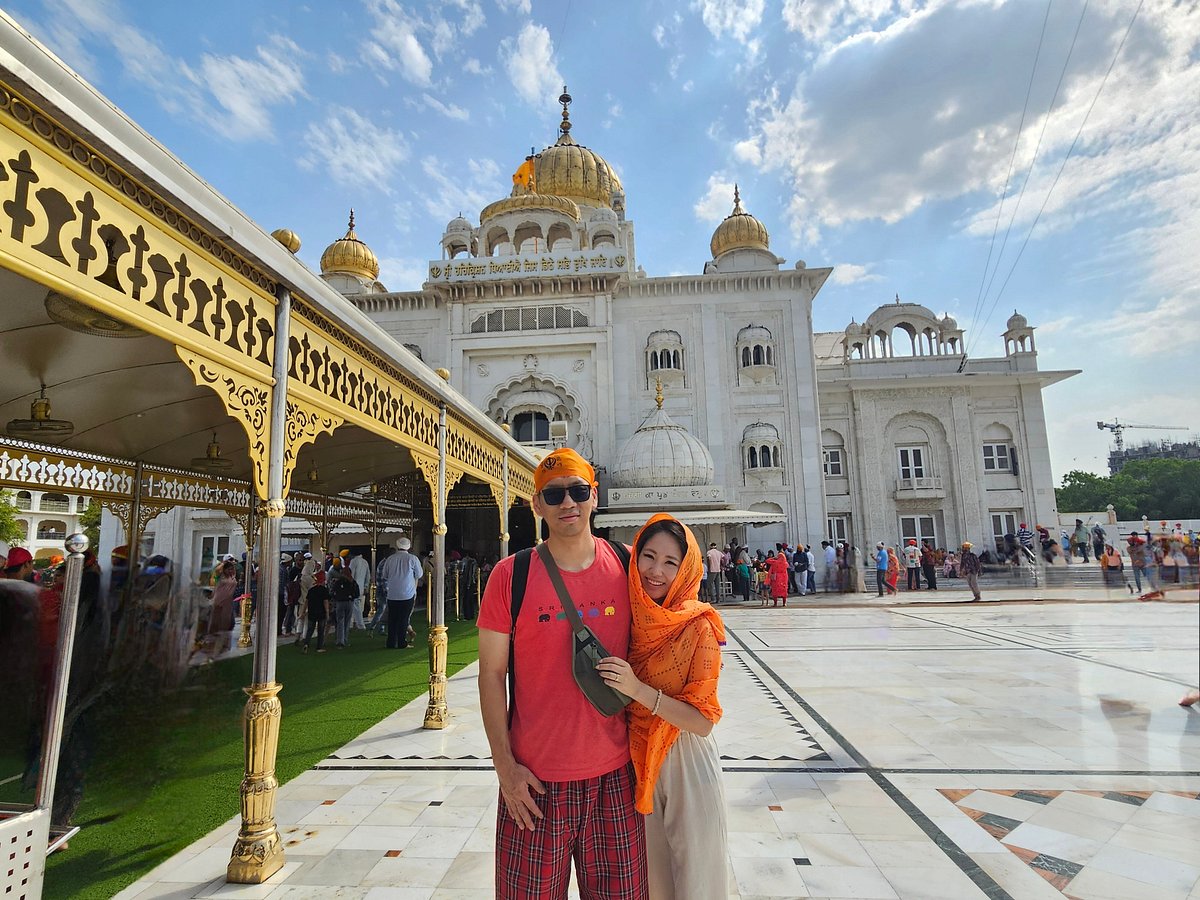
[539,483,592,505]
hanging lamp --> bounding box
[190,432,234,472]
[6,384,74,443]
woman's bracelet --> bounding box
[650,688,663,717]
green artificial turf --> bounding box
[42,619,480,899]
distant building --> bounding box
[1108,440,1200,475]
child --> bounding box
[301,571,330,653]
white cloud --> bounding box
[653,23,667,46]
[464,57,490,75]
[741,0,1200,342]
[420,155,500,220]
[378,255,429,289]
[183,36,305,141]
[693,175,737,222]
[733,138,762,165]
[300,111,409,192]
[696,0,766,44]
[829,263,884,286]
[781,0,916,44]
[422,93,470,120]
[499,23,562,106]
[365,0,433,85]
[496,0,532,13]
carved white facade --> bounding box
[337,98,1076,555]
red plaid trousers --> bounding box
[495,762,648,900]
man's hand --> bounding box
[496,759,545,830]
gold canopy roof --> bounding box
[320,210,380,280]
[480,191,581,222]
[710,185,770,258]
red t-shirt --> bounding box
[478,539,631,782]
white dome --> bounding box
[1006,310,1029,330]
[743,422,779,443]
[737,324,773,342]
[611,407,715,488]
[445,215,473,234]
[940,313,959,330]
[589,206,618,226]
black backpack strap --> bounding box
[607,539,631,572]
[507,548,535,727]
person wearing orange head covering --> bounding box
[597,513,727,900]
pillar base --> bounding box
[227,827,284,883]
[423,625,449,729]
[227,683,285,884]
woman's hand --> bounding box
[597,656,647,700]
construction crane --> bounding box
[1096,420,1186,453]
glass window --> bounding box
[827,515,850,543]
[897,446,926,480]
[990,511,1018,553]
[899,515,936,546]
[513,412,550,443]
[823,448,844,477]
[982,443,1011,471]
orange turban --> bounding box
[626,513,725,814]
[533,447,597,493]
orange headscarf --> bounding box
[533,447,597,493]
[627,513,726,814]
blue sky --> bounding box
[6,0,1198,478]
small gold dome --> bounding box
[320,210,379,280]
[271,228,301,254]
[481,191,581,222]
[529,87,623,208]
[710,185,770,258]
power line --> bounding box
[968,0,1090,357]
[967,0,1053,343]
[970,0,1144,355]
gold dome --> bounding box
[710,185,770,258]
[271,228,301,254]
[320,210,379,280]
[480,191,581,222]
[528,87,623,208]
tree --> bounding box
[1056,459,1200,519]
[79,498,102,551]
[0,490,24,544]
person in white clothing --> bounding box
[348,550,371,628]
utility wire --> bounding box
[974,0,1142,355]
[971,0,1144,353]
[967,0,1053,343]
[973,0,1090,339]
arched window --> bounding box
[41,492,70,512]
[15,519,29,540]
[742,423,784,474]
[772,447,780,467]
[753,345,764,365]
[672,350,681,368]
[741,347,751,367]
[15,490,32,510]
[649,353,659,371]
[760,445,772,466]
[660,349,671,369]
[766,345,773,366]
[37,519,67,540]
[748,447,759,468]
[645,330,686,383]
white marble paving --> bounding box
[112,600,1200,900]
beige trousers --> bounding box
[644,730,729,900]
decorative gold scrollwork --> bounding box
[282,400,342,496]
[177,348,271,499]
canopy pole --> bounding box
[227,284,290,884]
[423,404,449,729]
[500,449,510,559]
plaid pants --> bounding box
[495,762,648,900]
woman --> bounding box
[885,546,900,596]
[1100,544,1125,589]
[735,555,752,603]
[766,550,790,608]
[207,560,239,654]
[598,514,726,900]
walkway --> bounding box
[116,598,1200,899]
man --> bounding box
[1071,519,1090,562]
[1090,522,1107,564]
[705,541,724,604]
[920,540,938,590]
[378,537,422,649]
[1017,523,1034,554]
[823,540,836,592]
[477,448,647,899]
[805,543,817,594]
[301,570,331,653]
[875,541,888,597]
[2,546,35,583]
[902,539,921,590]
[348,549,371,629]
[793,543,808,595]
[959,541,983,601]
[328,563,359,648]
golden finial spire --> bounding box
[348,208,356,232]
[732,184,745,215]
[655,377,664,409]
[558,85,572,137]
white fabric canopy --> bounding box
[593,508,788,528]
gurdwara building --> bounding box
[322,93,1077,556]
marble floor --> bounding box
[115,600,1200,900]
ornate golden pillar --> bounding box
[413,412,464,730]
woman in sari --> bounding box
[885,546,900,595]
[766,550,790,607]
[598,514,727,900]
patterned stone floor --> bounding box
[114,600,1200,899]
